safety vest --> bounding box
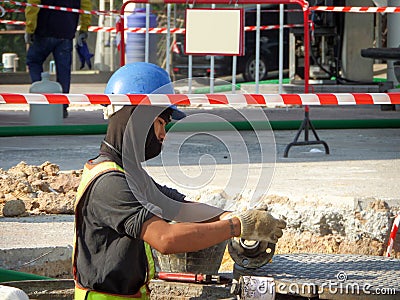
[73,161,155,300]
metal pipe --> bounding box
[188,55,193,93]
[210,3,216,93]
[166,3,171,74]
[303,4,309,93]
[255,4,261,93]
[278,4,284,93]
[145,3,150,63]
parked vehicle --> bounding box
[171,5,289,82]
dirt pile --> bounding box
[0,162,81,217]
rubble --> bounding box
[0,162,81,216]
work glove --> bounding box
[75,40,94,69]
[234,206,286,243]
[24,32,34,45]
[76,31,88,47]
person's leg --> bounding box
[53,38,73,117]
[26,35,53,83]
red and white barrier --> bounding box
[310,6,400,14]
[0,20,25,26]
[1,93,400,106]
[386,214,400,257]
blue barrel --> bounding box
[126,8,158,64]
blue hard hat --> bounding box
[105,62,186,120]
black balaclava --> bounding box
[100,105,173,166]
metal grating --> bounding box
[234,254,400,299]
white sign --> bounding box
[185,8,244,56]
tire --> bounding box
[243,55,268,82]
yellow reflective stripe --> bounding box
[144,242,155,282]
[75,161,124,207]
[139,286,150,300]
[74,287,147,300]
[74,286,88,300]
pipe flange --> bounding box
[228,238,275,269]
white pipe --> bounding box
[232,55,237,93]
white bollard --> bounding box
[29,72,63,126]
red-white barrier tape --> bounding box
[0,19,25,26]
[3,8,24,13]
[386,214,400,257]
[310,6,400,13]
[1,93,400,106]
[0,20,304,33]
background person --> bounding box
[24,0,92,118]
[73,62,286,299]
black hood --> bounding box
[100,105,173,166]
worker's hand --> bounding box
[235,208,286,243]
[77,31,88,47]
[24,32,34,45]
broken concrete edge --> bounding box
[268,196,400,244]
[0,246,73,279]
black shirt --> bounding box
[75,168,186,295]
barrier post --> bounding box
[283,17,329,158]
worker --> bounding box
[24,0,92,118]
[73,62,286,299]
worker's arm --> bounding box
[140,215,241,254]
[142,208,286,254]
[79,0,92,31]
[25,0,41,34]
